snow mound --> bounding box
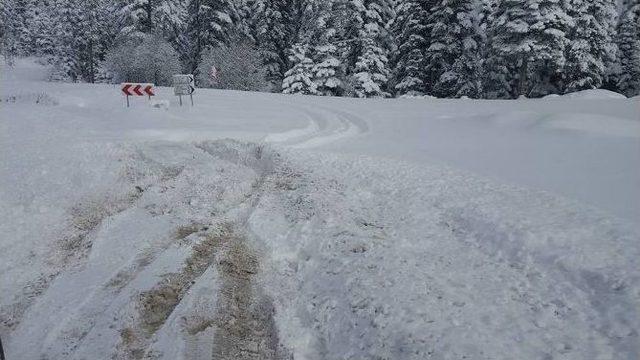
[562,89,627,99]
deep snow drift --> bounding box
[1,59,639,359]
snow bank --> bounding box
[561,89,628,99]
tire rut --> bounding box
[211,232,287,360]
[119,224,232,359]
[117,223,287,360]
[1,148,184,335]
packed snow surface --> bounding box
[1,59,639,359]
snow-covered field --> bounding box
[1,59,639,359]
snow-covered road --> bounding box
[1,59,639,359]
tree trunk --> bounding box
[88,38,95,83]
[146,0,153,33]
[518,56,528,97]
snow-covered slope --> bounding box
[1,59,639,359]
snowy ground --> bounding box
[1,59,639,359]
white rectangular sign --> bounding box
[173,75,195,96]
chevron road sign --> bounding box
[173,74,195,106]
[121,83,155,107]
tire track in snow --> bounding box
[8,141,290,359]
[264,101,368,149]
[210,231,283,360]
[195,141,288,360]
[0,186,145,334]
[3,148,197,359]
[120,224,231,359]
[112,141,285,359]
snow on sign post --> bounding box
[173,74,195,106]
[121,83,155,107]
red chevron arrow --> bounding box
[122,83,155,98]
[122,84,133,96]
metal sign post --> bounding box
[173,75,196,106]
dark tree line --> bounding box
[2,0,639,97]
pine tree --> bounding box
[117,0,186,41]
[236,0,261,42]
[26,0,56,58]
[255,0,313,90]
[49,0,84,80]
[427,0,483,98]
[184,0,237,73]
[616,3,640,96]
[46,0,118,82]
[489,0,572,97]
[313,44,344,96]
[310,1,345,96]
[391,1,432,96]
[563,0,617,93]
[282,44,318,95]
[346,0,394,98]
[1,0,30,61]
[479,0,513,98]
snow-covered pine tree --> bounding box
[184,0,237,73]
[236,0,260,43]
[282,43,318,95]
[254,0,315,91]
[391,0,432,96]
[616,3,640,97]
[46,0,117,82]
[489,0,572,97]
[117,0,186,41]
[426,0,483,98]
[1,0,30,61]
[309,1,345,96]
[49,0,85,81]
[348,0,394,98]
[25,0,57,58]
[479,0,513,98]
[563,0,617,93]
[85,0,122,82]
[313,44,344,96]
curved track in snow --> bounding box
[263,100,369,149]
